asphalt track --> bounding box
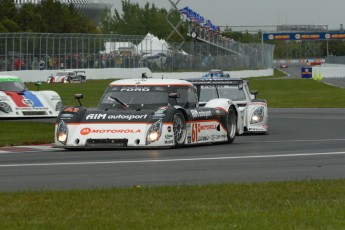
[1,108,345,191]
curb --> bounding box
[0,144,54,154]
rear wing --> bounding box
[186,78,244,86]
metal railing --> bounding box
[0,32,274,72]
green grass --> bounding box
[0,121,54,146]
[1,180,345,229]
[29,79,115,108]
[250,78,345,108]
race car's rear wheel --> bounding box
[173,111,187,147]
[227,106,237,144]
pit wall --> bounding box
[0,68,273,82]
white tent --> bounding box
[137,33,171,55]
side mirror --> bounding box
[198,101,207,107]
[250,90,258,100]
[74,94,83,106]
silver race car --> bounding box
[54,78,244,149]
[187,77,268,134]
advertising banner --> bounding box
[263,32,345,41]
[301,67,313,78]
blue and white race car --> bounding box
[187,77,268,134]
[0,75,62,118]
[54,78,244,149]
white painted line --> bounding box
[0,151,345,168]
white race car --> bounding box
[0,75,62,118]
[54,78,244,149]
[47,70,86,83]
[187,77,268,134]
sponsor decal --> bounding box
[248,128,265,131]
[154,87,166,92]
[154,107,168,115]
[167,126,172,132]
[152,114,165,119]
[51,95,61,101]
[120,87,150,92]
[199,124,216,131]
[80,128,92,135]
[22,99,33,106]
[86,113,148,120]
[190,110,198,118]
[61,113,74,118]
[190,123,220,143]
[153,107,167,118]
[64,107,80,113]
[249,102,266,106]
[165,140,174,144]
[15,107,48,111]
[190,110,212,118]
[165,134,173,139]
[80,128,141,135]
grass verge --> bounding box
[1,180,345,229]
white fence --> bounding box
[313,64,345,79]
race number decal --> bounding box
[192,123,200,143]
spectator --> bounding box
[20,58,26,70]
[39,58,45,70]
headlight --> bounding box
[146,119,163,144]
[57,120,68,144]
[250,106,264,124]
[55,101,63,111]
[0,102,12,113]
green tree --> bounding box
[222,31,261,43]
[17,3,43,32]
[0,0,19,32]
[98,8,114,34]
[99,0,188,41]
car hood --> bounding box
[57,106,174,123]
[2,90,47,108]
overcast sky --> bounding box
[106,0,344,30]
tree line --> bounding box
[0,0,98,33]
[0,0,186,39]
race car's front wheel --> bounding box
[173,111,187,147]
[227,106,237,144]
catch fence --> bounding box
[0,33,274,72]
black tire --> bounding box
[173,111,187,147]
[226,106,237,144]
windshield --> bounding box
[56,72,69,76]
[199,85,246,102]
[0,81,27,92]
[99,86,169,110]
